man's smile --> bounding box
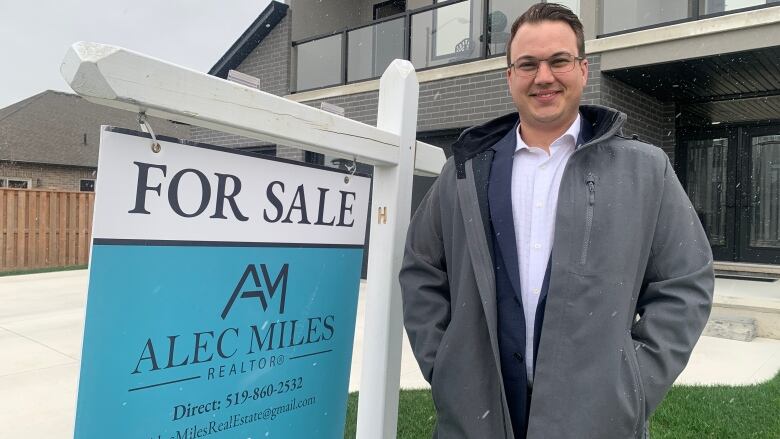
[529,89,562,103]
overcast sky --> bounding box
[0,0,272,109]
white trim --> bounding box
[0,177,32,189]
[586,5,780,54]
[287,57,507,102]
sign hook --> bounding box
[137,112,161,153]
[344,155,357,184]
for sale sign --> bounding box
[74,127,370,438]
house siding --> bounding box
[0,91,190,192]
[0,161,96,192]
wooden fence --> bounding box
[1,188,94,272]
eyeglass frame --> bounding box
[507,52,586,77]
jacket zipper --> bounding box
[580,173,596,265]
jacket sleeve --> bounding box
[633,155,715,416]
[399,172,451,383]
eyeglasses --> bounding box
[508,53,584,77]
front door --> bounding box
[681,124,780,264]
[738,126,780,264]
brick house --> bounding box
[197,0,780,268]
[0,90,190,192]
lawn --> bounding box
[344,372,780,438]
[0,264,87,277]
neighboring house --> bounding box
[197,0,780,267]
[0,90,191,192]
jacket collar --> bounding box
[452,105,626,178]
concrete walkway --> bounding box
[1,270,779,438]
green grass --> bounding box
[343,373,780,438]
[0,264,87,277]
[343,390,436,439]
[650,372,780,438]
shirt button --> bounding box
[535,202,543,208]
[533,243,541,249]
[540,164,547,170]
[532,288,540,295]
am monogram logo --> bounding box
[221,263,290,319]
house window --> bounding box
[240,145,277,157]
[80,179,96,192]
[0,177,31,189]
[305,151,325,165]
[374,0,405,19]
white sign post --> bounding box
[356,62,418,439]
[62,42,445,439]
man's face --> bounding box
[506,20,588,132]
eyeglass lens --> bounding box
[512,54,578,76]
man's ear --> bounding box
[579,57,589,87]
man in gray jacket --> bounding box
[400,3,714,438]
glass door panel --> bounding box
[685,135,735,260]
[740,128,780,263]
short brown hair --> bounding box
[505,3,585,66]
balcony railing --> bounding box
[599,0,780,37]
[292,0,541,93]
[291,0,778,92]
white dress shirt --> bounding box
[511,114,581,385]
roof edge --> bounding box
[208,1,289,78]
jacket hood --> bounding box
[452,105,627,178]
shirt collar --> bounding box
[515,113,582,154]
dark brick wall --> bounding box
[661,102,677,162]
[600,75,665,147]
[585,55,677,163]
[582,55,601,105]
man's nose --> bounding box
[534,61,555,84]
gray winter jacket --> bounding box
[400,105,714,438]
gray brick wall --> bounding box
[236,12,292,97]
[189,125,305,161]
[302,69,515,133]
[191,12,302,160]
[188,127,262,149]
[301,54,678,164]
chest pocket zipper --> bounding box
[580,174,596,265]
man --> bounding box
[399,3,714,438]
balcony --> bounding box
[292,0,542,92]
